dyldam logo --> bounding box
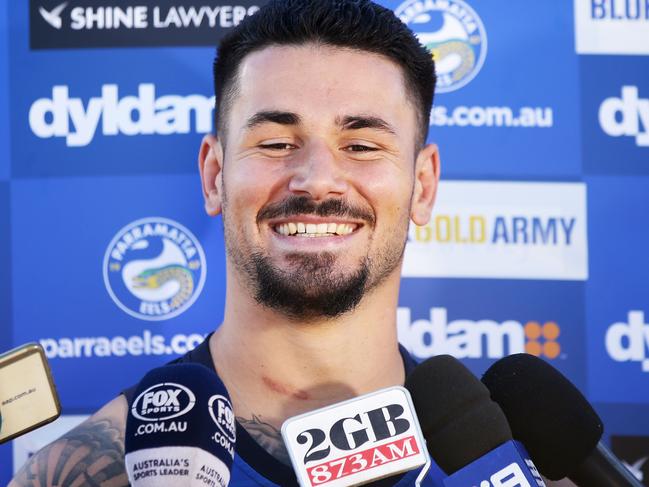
[599,86,649,148]
[282,388,427,487]
[29,84,215,147]
[605,310,649,372]
[398,307,562,361]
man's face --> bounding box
[208,44,435,320]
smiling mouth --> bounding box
[273,222,359,237]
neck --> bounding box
[210,268,405,428]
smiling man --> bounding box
[10,1,574,486]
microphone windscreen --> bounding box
[125,363,236,486]
[481,353,603,480]
[405,355,513,474]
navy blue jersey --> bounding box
[122,336,446,486]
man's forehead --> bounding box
[230,43,416,129]
[237,43,408,94]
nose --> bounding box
[288,140,349,200]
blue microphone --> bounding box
[406,355,546,487]
[125,363,236,487]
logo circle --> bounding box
[103,217,207,321]
[395,0,487,93]
[131,382,196,422]
[208,394,236,443]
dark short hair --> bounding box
[213,0,436,147]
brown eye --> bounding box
[260,143,294,150]
[346,144,378,152]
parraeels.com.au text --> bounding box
[40,330,206,359]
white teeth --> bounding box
[337,223,351,235]
[275,222,357,236]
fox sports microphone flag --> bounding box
[125,363,236,487]
[281,386,429,487]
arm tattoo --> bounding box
[12,417,129,487]
[237,414,291,465]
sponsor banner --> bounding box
[581,56,649,174]
[611,435,649,485]
[384,0,580,177]
[10,0,216,177]
[575,0,649,55]
[12,0,579,179]
[12,415,88,475]
[11,175,225,408]
[15,79,215,177]
[397,278,587,391]
[586,177,649,403]
[30,0,264,49]
[403,181,588,280]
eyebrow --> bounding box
[245,110,301,129]
[338,115,396,135]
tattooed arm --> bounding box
[237,414,291,465]
[9,395,129,487]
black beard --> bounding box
[247,250,370,320]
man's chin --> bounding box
[250,252,370,320]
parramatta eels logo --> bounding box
[103,217,206,321]
[395,0,487,93]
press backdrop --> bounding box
[1,0,648,483]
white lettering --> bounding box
[605,310,649,372]
[398,307,525,359]
[29,84,215,147]
[599,86,649,147]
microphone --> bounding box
[482,353,642,487]
[125,363,236,487]
[281,386,431,487]
[405,355,546,487]
[0,343,61,444]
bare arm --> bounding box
[9,395,129,487]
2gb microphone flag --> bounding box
[281,387,428,487]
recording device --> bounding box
[405,355,546,487]
[124,363,236,487]
[0,343,61,444]
[482,353,643,487]
[281,386,430,487]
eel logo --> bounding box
[103,217,207,321]
[395,0,487,93]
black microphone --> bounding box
[406,355,546,486]
[482,353,643,487]
[125,363,236,487]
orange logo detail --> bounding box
[524,321,560,359]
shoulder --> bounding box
[9,395,129,487]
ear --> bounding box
[410,143,440,226]
[198,134,224,216]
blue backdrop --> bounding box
[2,0,649,483]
